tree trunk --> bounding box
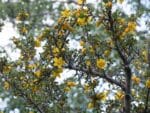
[124,67,132,113]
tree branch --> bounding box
[12,83,45,113]
[65,65,126,91]
[107,7,132,113]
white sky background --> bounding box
[0,0,149,112]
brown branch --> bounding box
[144,88,150,113]
[65,65,126,91]
[12,83,45,113]
[107,7,132,113]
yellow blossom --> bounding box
[80,40,85,46]
[37,34,44,41]
[22,82,29,89]
[52,47,60,56]
[81,48,86,54]
[96,91,108,101]
[16,12,29,21]
[142,50,148,62]
[53,57,65,68]
[52,68,63,78]
[20,27,28,34]
[86,60,91,67]
[58,31,65,36]
[115,91,124,100]
[96,58,106,69]
[34,70,41,78]
[77,0,86,5]
[61,48,65,51]
[77,18,87,26]
[118,18,125,25]
[107,39,114,47]
[87,102,94,109]
[96,20,102,27]
[34,39,41,47]
[84,83,91,92]
[61,9,71,18]
[32,86,39,93]
[121,21,136,37]
[132,75,140,84]
[28,64,36,70]
[105,2,112,7]
[146,80,150,88]
[89,46,95,54]
[64,87,71,92]
[104,50,110,57]
[3,65,12,73]
[131,89,136,96]
[67,81,76,87]
[127,22,136,31]
[4,81,10,90]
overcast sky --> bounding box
[0,0,149,112]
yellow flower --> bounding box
[132,75,140,84]
[62,23,74,32]
[52,47,60,56]
[142,50,148,62]
[4,81,10,90]
[34,39,41,47]
[3,65,12,73]
[32,86,39,93]
[81,48,86,54]
[96,91,108,101]
[104,50,110,57]
[80,40,85,46]
[28,64,36,70]
[122,21,136,37]
[16,12,29,21]
[128,22,136,29]
[77,0,86,5]
[89,46,95,54]
[67,81,76,87]
[118,18,125,25]
[58,31,64,36]
[61,9,71,18]
[37,34,44,41]
[86,60,91,67]
[84,83,91,92]
[64,87,71,92]
[106,39,114,47]
[131,89,136,96]
[87,102,94,109]
[96,20,102,27]
[53,57,65,68]
[34,70,41,78]
[77,18,87,26]
[96,58,106,69]
[20,27,28,34]
[52,68,63,78]
[115,91,124,100]
[146,80,150,88]
[105,2,112,7]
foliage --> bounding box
[0,0,150,113]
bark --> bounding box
[107,8,132,113]
[124,66,132,113]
